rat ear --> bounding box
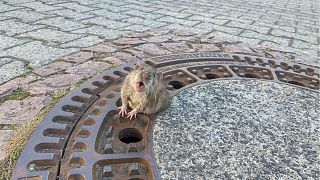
[157,72,163,80]
[134,62,142,70]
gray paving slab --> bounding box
[0,60,27,84]
[3,41,77,67]
[154,80,320,179]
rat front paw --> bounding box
[127,109,138,120]
[118,106,127,117]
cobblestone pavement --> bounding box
[0,0,319,85]
[0,0,319,171]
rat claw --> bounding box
[118,106,127,117]
[127,110,137,120]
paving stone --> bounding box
[2,9,53,23]
[122,17,167,28]
[110,52,140,62]
[0,130,15,161]
[135,43,171,55]
[124,9,163,19]
[64,51,93,63]
[0,2,20,12]
[155,9,192,18]
[189,15,229,25]
[223,44,254,53]
[0,19,44,36]
[65,61,111,77]
[3,42,78,67]
[60,35,104,48]
[0,61,27,85]
[209,31,261,45]
[0,58,13,66]
[196,22,242,35]
[114,37,145,45]
[27,74,82,95]
[82,17,130,29]
[191,44,220,52]
[0,95,51,124]
[157,16,200,27]
[71,26,129,39]
[32,61,73,76]
[122,25,153,32]
[91,9,131,20]
[142,35,173,43]
[17,29,82,44]
[101,56,123,65]
[272,29,318,44]
[55,2,99,12]
[35,17,87,31]
[0,74,39,98]
[161,42,195,53]
[240,30,290,46]
[46,9,95,21]
[18,1,60,11]
[82,44,117,53]
[0,35,28,50]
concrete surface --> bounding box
[154,80,320,179]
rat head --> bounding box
[133,63,162,93]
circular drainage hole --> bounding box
[118,128,143,144]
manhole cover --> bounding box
[11,53,319,180]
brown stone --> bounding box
[142,35,172,43]
[64,51,93,63]
[0,130,15,161]
[112,52,140,62]
[82,44,117,53]
[223,44,253,53]
[123,49,145,59]
[191,44,220,52]
[161,42,194,53]
[113,37,145,45]
[0,75,39,98]
[135,44,170,55]
[0,95,50,124]
[27,74,82,95]
[65,61,112,77]
[33,61,73,76]
[101,57,123,65]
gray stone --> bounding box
[71,26,129,39]
[60,35,104,48]
[18,1,60,11]
[46,9,95,21]
[0,61,27,85]
[35,17,87,31]
[17,29,82,44]
[0,58,12,66]
[2,9,53,23]
[0,35,28,50]
[54,2,99,12]
[0,19,44,36]
[82,17,130,29]
[3,42,78,67]
[154,80,320,179]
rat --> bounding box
[118,62,170,120]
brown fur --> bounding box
[119,63,170,119]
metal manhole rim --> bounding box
[11,52,320,180]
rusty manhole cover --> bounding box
[12,53,319,179]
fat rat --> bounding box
[118,63,170,119]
